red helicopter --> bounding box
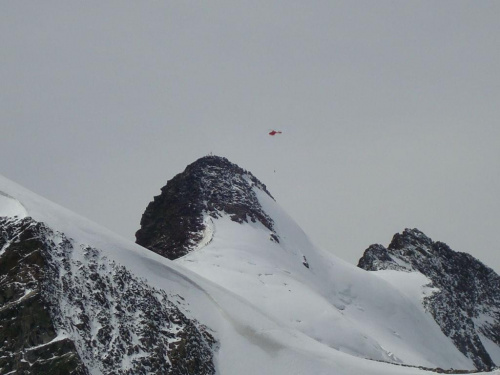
[268,130,282,136]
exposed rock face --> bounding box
[0,216,217,375]
[0,217,88,375]
[358,228,500,371]
[136,155,277,260]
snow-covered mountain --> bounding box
[1,156,499,374]
[136,156,277,260]
[136,155,499,372]
[358,228,500,370]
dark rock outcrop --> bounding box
[0,216,217,375]
[358,228,500,371]
[0,217,88,375]
[136,155,277,260]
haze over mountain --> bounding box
[3,1,499,277]
[1,156,499,374]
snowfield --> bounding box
[0,174,498,375]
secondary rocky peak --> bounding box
[136,155,277,260]
[358,228,500,370]
[388,228,433,252]
[357,243,397,272]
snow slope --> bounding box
[177,184,478,370]
[0,174,496,374]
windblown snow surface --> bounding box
[0,174,498,375]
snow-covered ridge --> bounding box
[175,191,475,370]
[0,190,27,218]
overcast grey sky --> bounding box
[2,1,499,272]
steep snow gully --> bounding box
[1,155,499,374]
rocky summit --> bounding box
[358,228,500,371]
[136,155,278,260]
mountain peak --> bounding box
[135,155,277,260]
[358,229,500,370]
[181,155,274,200]
[388,228,433,251]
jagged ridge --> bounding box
[0,217,89,375]
[358,228,500,371]
[0,216,217,375]
[136,155,277,260]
